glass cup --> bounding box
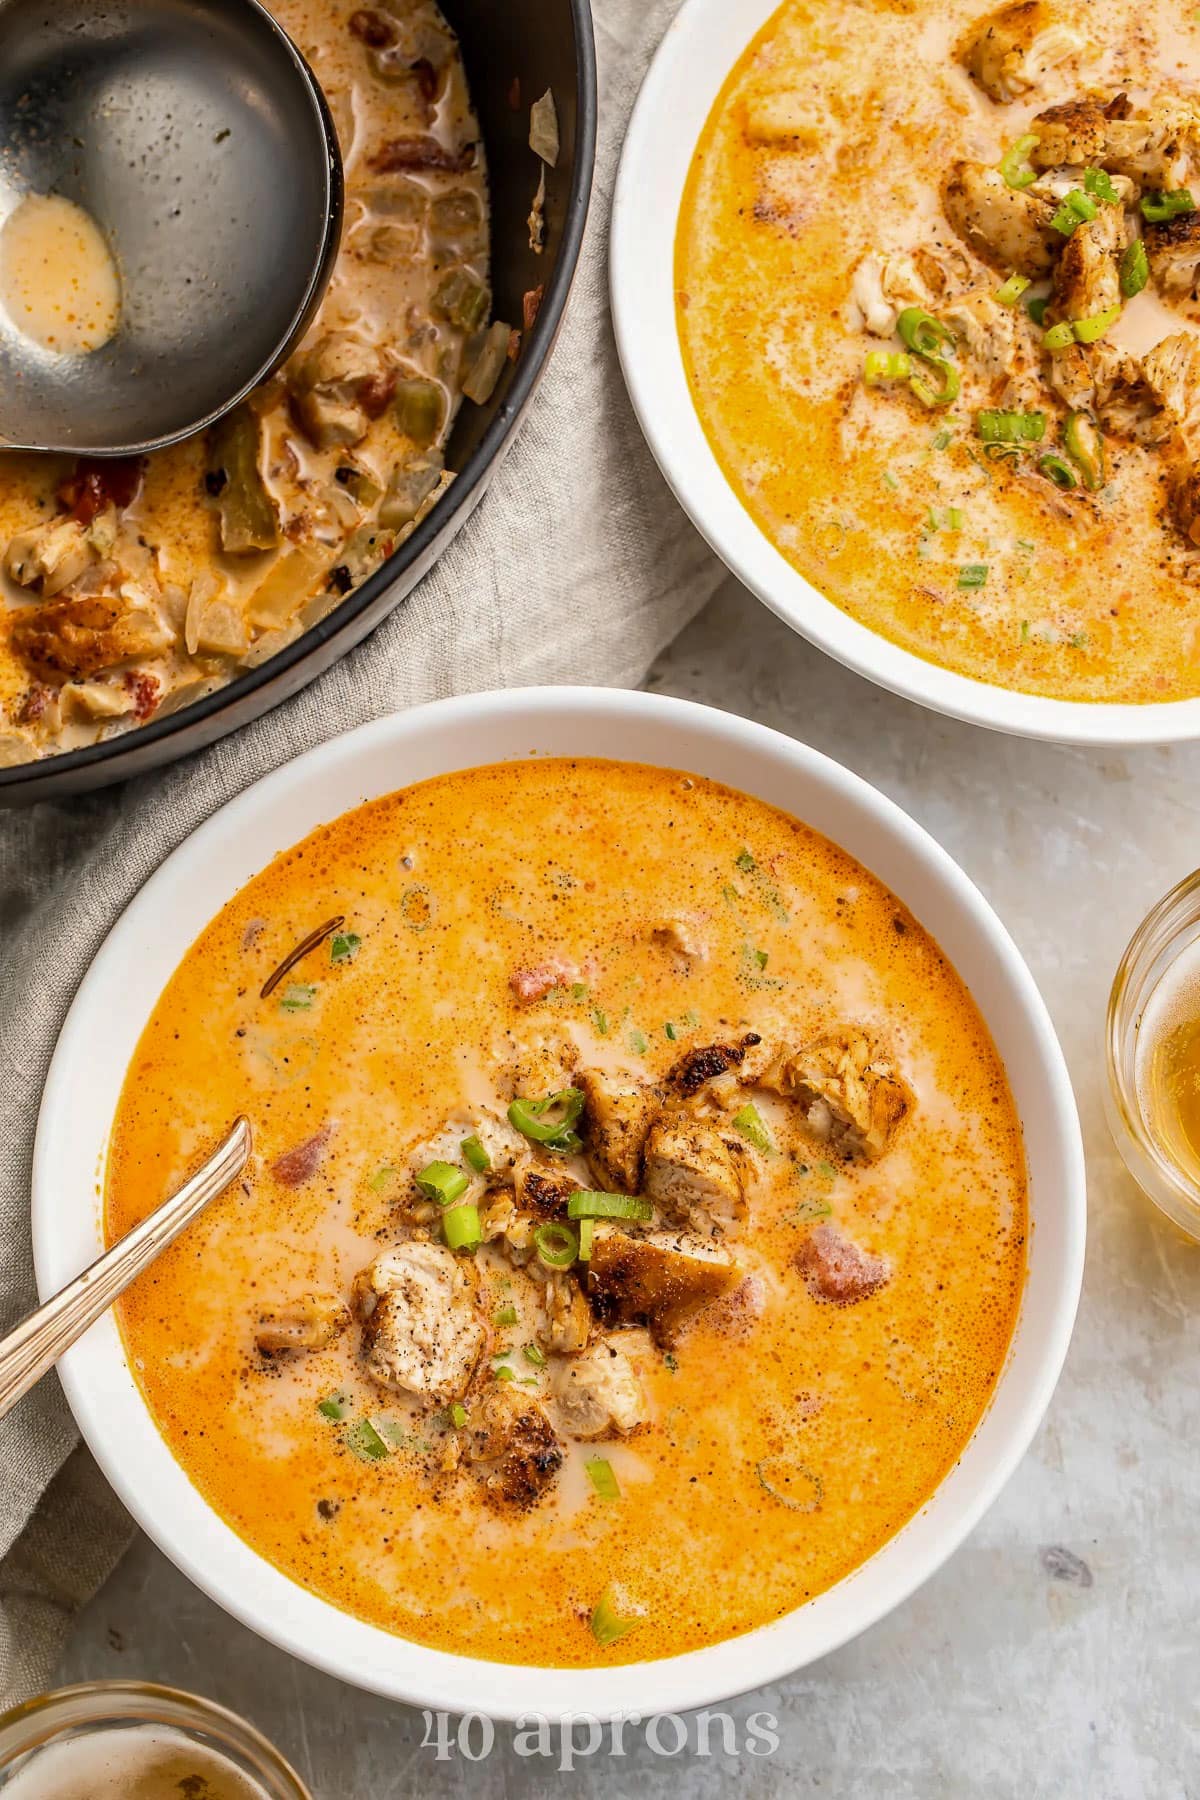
[1106,867,1200,1241]
[0,1681,311,1799]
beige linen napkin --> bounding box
[0,0,718,1702]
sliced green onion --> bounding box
[664,1020,677,1040]
[318,1392,349,1421]
[585,1457,621,1501]
[1141,188,1195,222]
[577,1217,595,1261]
[415,1160,469,1206]
[592,1007,609,1036]
[1120,238,1149,298]
[279,982,317,1011]
[945,506,965,530]
[896,307,955,358]
[756,1456,824,1513]
[999,132,1039,190]
[367,1164,396,1192]
[494,1364,516,1382]
[1043,320,1078,351]
[931,426,953,450]
[909,357,960,408]
[1063,409,1105,490]
[450,1402,467,1428]
[1026,294,1049,326]
[957,564,989,590]
[1038,452,1078,489]
[984,440,1021,466]
[330,931,361,963]
[461,1133,491,1173]
[346,1417,391,1462]
[863,349,913,385]
[735,848,757,872]
[589,1585,638,1647]
[995,272,1030,306]
[628,1028,649,1055]
[976,409,1045,443]
[443,1203,482,1252]
[566,1191,654,1222]
[523,1342,547,1368]
[533,1220,578,1269]
[1073,304,1121,345]
[1083,167,1119,203]
[508,1089,584,1154]
[494,1304,518,1327]
[732,1103,774,1155]
[1051,189,1098,235]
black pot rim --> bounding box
[0,0,598,795]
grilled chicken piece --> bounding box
[587,1223,739,1345]
[1169,463,1200,546]
[479,1191,536,1257]
[942,162,1060,276]
[4,518,93,596]
[1052,203,1126,322]
[1142,332,1200,442]
[465,1385,563,1511]
[289,331,394,449]
[353,1241,486,1402]
[551,1334,650,1438]
[534,1268,593,1354]
[958,3,1084,105]
[642,1115,747,1236]
[1028,97,1112,168]
[1144,212,1200,313]
[795,1224,891,1305]
[254,1292,350,1355]
[1092,342,1173,444]
[668,1035,763,1101]
[514,1165,578,1219]
[1031,95,1200,188]
[850,251,935,337]
[578,1067,659,1193]
[762,1030,911,1161]
[1045,341,1096,412]
[10,592,172,684]
[941,288,1018,381]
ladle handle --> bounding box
[0,1117,251,1421]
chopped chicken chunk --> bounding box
[642,1115,747,1236]
[578,1067,659,1193]
[651,915,709,960]
[1091,342,1174,444]
[289,331,394,449]
[942,161,1060,276]
[1032,94,1200,188]
[534,1268,593,1353]
[465,1385,563,1511]
[850,251,935,337]
[10,592,172,684]
[941,288,1018,381]
[551,1334,650,1438]
[254,1292,350,1355]
[795,1224,891,1305]
[762,1030,911,1161]
[1027,96,1112,168]
[587,1223,739,1345]
[514,1164,578,1218]
[668,1034,762,1100]
[353,1241,486,1402]
[1142,332,1200,443]
[509,955,580,1002]
[1044,341,1096,413]
[958,2,1083,104]
[479,1191,535,1257]
[4,518,93,597]
[1144,212,1200,313]
[1169,462,1200,546]
[1052,203,1126,322]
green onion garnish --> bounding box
[735,848,757,872]
[367,1165,396,1192]
[1083,167,1118,203]
[731,1103,774,1155]
[976,409,1045,443]
[450,1402,467,1428]
[1043,320,1078,351]
[577,1217,595,1261]
[1141,188,1195,222]
[567,1191,654,1222]
[443,1203,482,1252]
[415,1160,469,1206]
[494,1305,518,1327]
[318,1392,349,1421]
[664,1021,677,1040]
[533,1220,578,1268]
[1063,410,1105,491]
[995,272,1030,306]
[330,931,361,963]
[1038,452,1077,489]
[957,564,989,590]
[999,132,1039,190]
[628,1028,649,1055]
[1051,189,1098,235]
[896,307,955,358]
[279,982,317,1011]
[909,357,960,408]
[863,349,913,385]
[585,1457,621,1501]
[507,1089,584,1154]
[592,1007,609,1036]
[461,1133,491,1173]
[589,1585,638,1647]
[1073,304,1121,344]
[346,1417,391,1462]
[1026,294,1049,326]
[523,1342,547,1368]
[1120,238,1149,298]
[494,1364,516,1382]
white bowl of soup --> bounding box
[32,688,1085,1718]
[612,0,1200,743]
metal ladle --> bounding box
[0,1117,251,1421]
[0,0,342,456]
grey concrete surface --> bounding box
[56,578,1200,1797]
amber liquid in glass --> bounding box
[1135,940,1200,1187]
[2,1727,269,1800]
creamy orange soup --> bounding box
[678,0,1200,703]
[107,759,1026,1667]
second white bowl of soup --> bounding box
[613,0,1200,743]
[32,689,1085,1718]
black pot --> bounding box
[1,0,597,804]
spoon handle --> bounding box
[0,1117,252,1422]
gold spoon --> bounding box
[0,1118,251,1421]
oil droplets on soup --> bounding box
[106,758,1026,1668]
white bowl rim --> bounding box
[609,0,1200,747]
[32,686,1086,1721]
